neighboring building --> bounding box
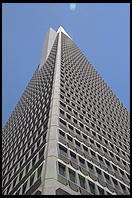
[2,26,130,195]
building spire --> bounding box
[57,26,72,39]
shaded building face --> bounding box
[2,27,130,195]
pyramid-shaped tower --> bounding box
[2,26,130,195]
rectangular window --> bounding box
[68,124,73,131]
[75,140,80,148]
[39,147,45,159]
[59,118,66,127]
[83,145,88,152]
[120,183,126,194]
[79,157,85,167]
[90,150,96,158]
[37,164,43,178]
[104,173,110,184]
[30,173,35,187]
[59,130,65,139]
[59,145,67,156]
[98,155,103,163]
[73,118,77,124]
[58,163,65,177]
[98,187,104,195]
[89,181,95,194]
[112,178,118,188]
[69,169,76,183]
[79,122,84,128]
[79,175,85,189]
[67,135,73,143]
[70,151,77,162]
[75,129,80,135]
[60,109,65,115]
[96,167,102,178]
[66,113,71,120]
[87,162,94,172]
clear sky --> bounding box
[2,3,130,127]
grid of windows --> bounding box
[57,32,130,195]
[2,28,130,195]
[2,35,59,195]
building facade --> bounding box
[2,26,130,195]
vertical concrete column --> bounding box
[41,31,61,195]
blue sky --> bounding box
[2,3,130,127]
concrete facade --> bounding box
[2,26,130,195]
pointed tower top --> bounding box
[57,26,72,39]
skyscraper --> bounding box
[2,26,130,195]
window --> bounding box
[31,146,35,154]
[75,140,80,148]
[14,165,18,174]
[90,150,96,158]
[58,163,65,177]
[96,143,101,149]
[96,167,102,178]
[73,118,77,124]
[32,156,37,166]
[79,122,84,128]
[119,169,124,176]
[37,164,43,178]
[120,183,126,194]
[39,147,45,159]
[98,135,102,141]
[30,173,35,186]
[59,145,67,156]
[26,163,30,174]
[91,122,95,128]
[87,162,94,172]
[112,164,117,172]
[59,130,65,139]
[13,177,17,187]
[68,124,73,131]
[85,126,90,132]
[79,175,85,189]
[89,138,94,144]
[66,113,71,120]
[104,139,108,145]
[22,181,28,194]
[69,169,76,183]
[110,143,114,149]
[70,151,77,162]
[59,118,66,127]
[112,178,118,188]
[6,184,11,194]
[88,181,95,194]
[83,134,87,140]
[91,131,96,137]
[122,160,126,166]
[67,135,73,143]
[19,170,24,181]
[75,129,80,136]
[98,187,104,195]
[85,118,89,123]
[60,101,66,107]
[109,151,114,158]
[73,110,78,116]
[60,109,65,115]
[104,173,110,184]
[105,160,110,168]
[83,145,88,152]
[79,157,85,167]
[98,155,103,163]
[37,139,41,147]
[67,106,72,112]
